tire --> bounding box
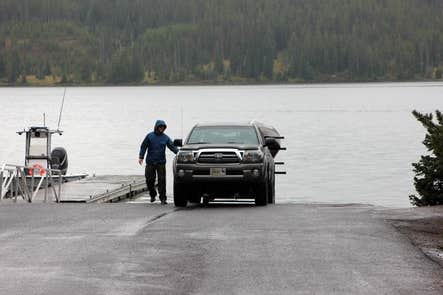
[173,182,188,207]
[255,181,268,206]
[268,175,275,204]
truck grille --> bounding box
[197,151,240,163]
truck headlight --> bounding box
[242,150,263,163]
[177,151,195,163]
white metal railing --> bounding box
[1,163,62,203]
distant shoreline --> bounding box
[1,78,442,88]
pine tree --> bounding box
[20,73,27,84]
[302,62,315,81]
[129,54,144,83]
[409,110,443,206]
[0,55,5,78]
[43,61,51,76]
[6,52,20,83]
[60,73,68,84]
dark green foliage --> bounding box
[20,73,27,84]
[0,0,443,84]
[409,110,443,206]
[302,62,315,81]
[42,61,51,76]
[107,52,144,84]
[0,55,5,78]
[78,61,92,82]
[6,52,21,83]
[60,73,68,84]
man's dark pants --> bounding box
[145,164,166,201]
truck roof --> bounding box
[195,121,265,127]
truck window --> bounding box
[187,126,259,145]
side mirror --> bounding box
[173,139,183,147]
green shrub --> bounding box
[409,110,443,206]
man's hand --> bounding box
[138,158,144,165]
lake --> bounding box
[1,83,443,207]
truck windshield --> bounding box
[187,126,259,145]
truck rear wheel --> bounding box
[173,182,188,207]
[255,181,268,206]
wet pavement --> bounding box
[0,203,442,294]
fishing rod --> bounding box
[57,87,67,131]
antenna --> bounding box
[57,87,67,130]
[43,112,46,126]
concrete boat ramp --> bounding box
[0,176,442,294]
[0,203,442,294]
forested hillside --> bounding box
[0,0,442,85]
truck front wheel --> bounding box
[173,182,189,207]
[254,181,268,206]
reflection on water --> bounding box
[1,83,443,207]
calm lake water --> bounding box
[1,83,443,207]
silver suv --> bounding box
[172,122,284,207]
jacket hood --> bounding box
[154,120,167,131]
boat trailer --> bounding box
[0,163,63,202]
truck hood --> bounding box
[180,143,259,151]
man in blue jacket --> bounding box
[138,120,178,204]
